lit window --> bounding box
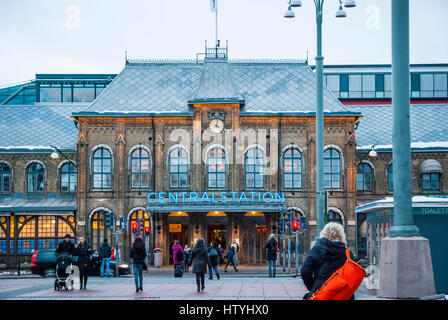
[90,210,112,249]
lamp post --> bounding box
[284,0,356,240]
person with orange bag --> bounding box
[300,222,358,300]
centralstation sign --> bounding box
[147,191,285,205]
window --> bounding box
[362,74,375,98]
[169,147,188,188]
[357,163,373,191]
[245,147,264,188]
[411,73,420,98]
[90,210,112,249]
[92,148,112,189]
[62,85,72,102]
[384,74,392,98]
[349,74,362,98]
[207,147,226,188]
[328,210,343,225]
[388,164,393,191]
[422,173,440,192]
[95,84,106,97]
[0,163,11,193]
[434,74,447,98]
[420,74,434,98]
[326,75,340,96]
[130,147,151,189]
[340,75,349,98]
[324,148,341,189]
[60,162,77,192]
[375,74,385,98]
[283,148,302,189]
[27,163,45,193]
[39,84,61,102]
[73,85,95,102]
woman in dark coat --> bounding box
[130,237,147,292]
[300,222,355,300]
[265,234,278,277]
[207,241,220,280]
[73,237,92,290]
[189,238,210,292]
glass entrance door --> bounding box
[207,223,227,249]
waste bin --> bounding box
[154,247,163,268]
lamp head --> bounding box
[284,6,295,18]
[290,0,302,7]
[50,150,59,159]
[368,145,377,157]
[344,0,356,8]
[335,3,347,18]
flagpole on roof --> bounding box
[211,0,218,47]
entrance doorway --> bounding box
[206,211,228,249]
[242,212,267,264]
[167,212,190,265]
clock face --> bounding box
[209,119,224,134]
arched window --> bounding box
[420,159,442,192]
[92,148,112,189]
[90,210,112,250]
[245,147,265,188]
[388,164,393,191]
[129,209,150,246]
[0,163,11,193]
[357,163,373,191]
[328,209,343,225]
[130,147,151,189]
[60,162,77,193]
[283,148,302,189]
[27,163,45,193]
[207,146,226,188]
[168,147,188,188]
[324,148,341,189]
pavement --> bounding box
[0,265,380,300]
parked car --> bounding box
[31,249,130,277]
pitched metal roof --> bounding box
[0,197,77,213]
[348,104,448,151]
[78,60,351,116]
[0,105,85,153]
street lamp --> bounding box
[368,145,377,157]
[284,0,356,240]
[50,145,78,168]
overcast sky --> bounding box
[0,0,447,86]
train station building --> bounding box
[0,44,447,266]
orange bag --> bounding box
[309,249,366,300]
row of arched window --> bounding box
[0,161,76,194]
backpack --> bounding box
[309,249,366,300]
[208,248,218,258]
[175,249,184,262]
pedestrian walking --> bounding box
[223,246,238,272]
[265,234,278,277]
[99,238,112,278]
[56,234,75,256]
[189,238,209,292]
[73,237,92,290]
[130,237,147,293]
[231,240,240,266]
[172,240,185,277]
[207,242,220,280]
[217,244,224,266]
[300,222,355,300]
[183,244,191,272]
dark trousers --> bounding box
[78,264,88,288]
[195,273,205,290]
[224,260,237,271]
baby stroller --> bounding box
[54,253,74,291]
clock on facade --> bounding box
[209,118,224,134]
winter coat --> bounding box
[130,246,147,265]
[56,240,75,256]
[190,246,209,274]
[99,242,112,258]
[300,237,355,299]
[184,248,191,263]
[265,238,278,261]
[172,243,184,265]
[73,242,93,266]
[207,245,219,266]
[225,248,235,262]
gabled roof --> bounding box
[76,59,352,116]
[348,104,448,152]
[0,105,86,153]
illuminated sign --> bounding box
[147,191,285,205]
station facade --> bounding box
[1,47,447,266]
